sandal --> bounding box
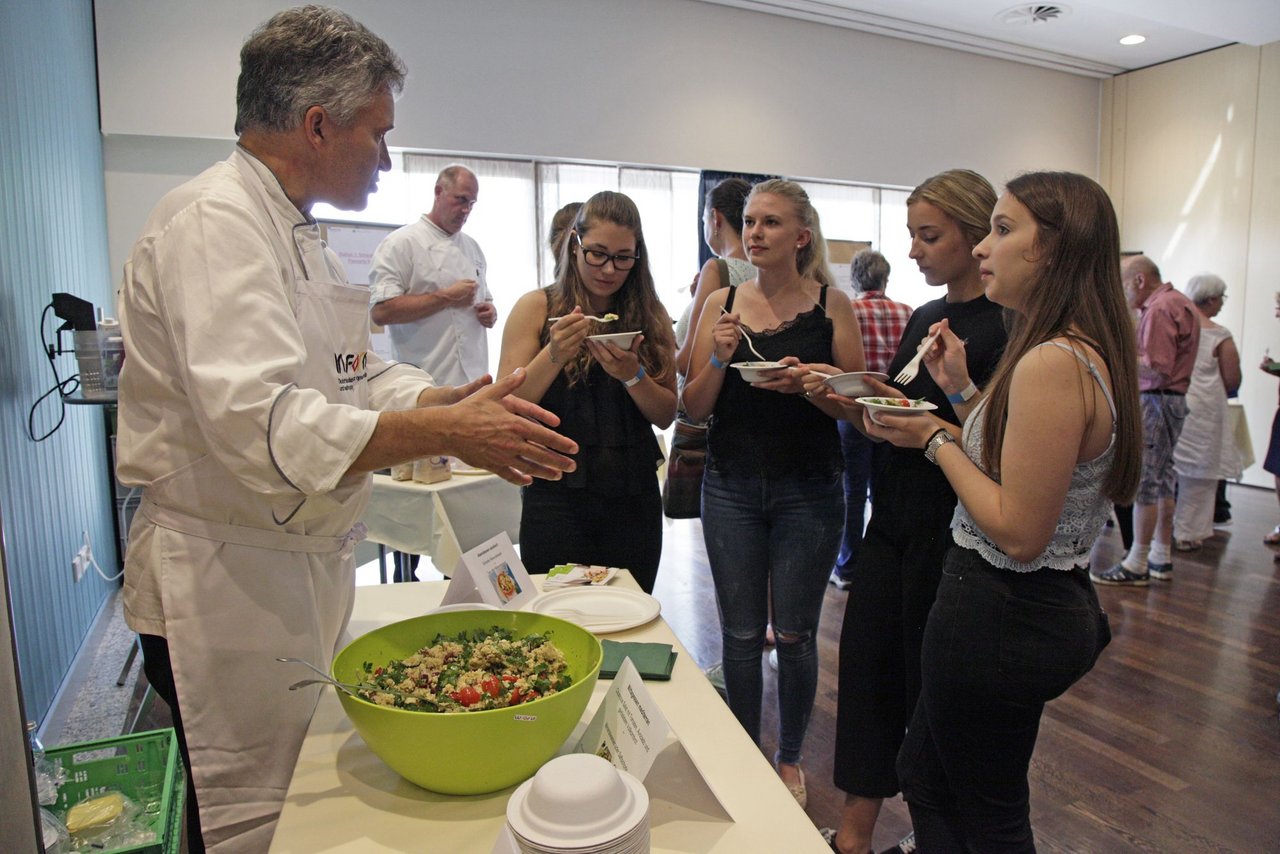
[777,763,806,809]
[1265,525,1280,546]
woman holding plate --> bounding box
[499,191,676,593]
[683,179,864,806]
[862,171,1140,851]
[813,169,1008,854]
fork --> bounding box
[719,308,767,362]
[546,314,616,323]
[893,329,943,385]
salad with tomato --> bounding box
[860,397,928,408]
[358,627,572,713]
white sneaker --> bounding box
[767,648,778,670]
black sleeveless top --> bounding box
[529,294,663,496]
[707,286,842,479]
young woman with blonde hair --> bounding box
[684,179,863,806]
[819,169,1009,854]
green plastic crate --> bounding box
[45,728,185,854]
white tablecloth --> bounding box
[268,577,828,853]
[360,473,522,575]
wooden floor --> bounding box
[650,483,1280,853]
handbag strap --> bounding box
[716,257,730,289]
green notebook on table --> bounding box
[600,640,677,680]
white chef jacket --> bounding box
[369,215,492,387]
[116,147,432,852]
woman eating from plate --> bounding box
[499,191,676,593]
[682,179,864,808]
[863,171,1140,851]
[814,169,1008,854]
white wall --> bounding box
[96,0,1101,279]
[1104,42,1279,488]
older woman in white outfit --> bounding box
[1171,273,1243,551]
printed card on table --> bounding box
[575,658,670,781]
[438,532,537,609]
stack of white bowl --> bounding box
[505,753,650,853]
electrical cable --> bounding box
[83,529,124,583]
[28,302,81,442]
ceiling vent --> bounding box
[998,4,1069,26]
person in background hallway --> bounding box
[1261,291,1280,559]
[818,169,1007,854]
[675,178,756,376]
[1093,255,1199,585]
[684,179,864,809]
[499,191,677,593]
[115,8,575,851]
[370,164,496,386]
[830,249,913,592]
[867,170,1139,853]
[1171,274,1242,551]
[548,201,582,281]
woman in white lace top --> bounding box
[860,172,1142,851]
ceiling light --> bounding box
[1119,34,1146,45]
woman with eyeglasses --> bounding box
[682,179,864,808]
[499,191,677,593]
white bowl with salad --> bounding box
[857,396,939,424]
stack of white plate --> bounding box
[505,753,650,853]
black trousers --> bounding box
[897,548,1110,852]
[140,633,205,854]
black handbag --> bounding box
[662,417,707,519]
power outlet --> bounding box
[71,531,92,583]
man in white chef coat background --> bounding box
[369,164,497,385]
[114,7,576,852]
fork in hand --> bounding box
[893,328,943,385]
[720,308,768,362]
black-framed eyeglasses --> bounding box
[574,234,639,271]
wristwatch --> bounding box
[924,428,955,465]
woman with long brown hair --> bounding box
[864,171,1140,850]
[499,191,676,593]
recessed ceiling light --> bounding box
[1119,34,1146,45]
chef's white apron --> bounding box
[141,161,375,853]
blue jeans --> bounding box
[701,468,844,765]
[897,547,1111,852]
[834,422,892,581]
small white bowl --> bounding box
[857,396,939,425]
[821,371,889,398]
[507,753,648,846]
[588,331,641,349]
[731,361,787,383]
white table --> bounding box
[269,578,829,853]
[360,472,522,577]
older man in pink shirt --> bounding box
[1094,255,1200,585]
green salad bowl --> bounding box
[331,609,603,795]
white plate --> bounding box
[821,371,889,398]
[588,331,641,349]
[527,587,661,634]
[857,396,938,424]
[730,361,786,383]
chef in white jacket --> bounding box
[115,8,576,852]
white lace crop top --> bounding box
[950,341,1118,573]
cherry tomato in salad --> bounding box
[450,685,482,707]
[481,675,502,698]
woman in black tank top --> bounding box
[682,180,865,805]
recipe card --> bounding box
[575,658,670,781]
[438,532,537,610]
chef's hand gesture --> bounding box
[442,278,479,304]
[416,375,489,408]
[547,307,592,368]
[587,333,644,383]
[451,369,578,485]
[921,319,971,395]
